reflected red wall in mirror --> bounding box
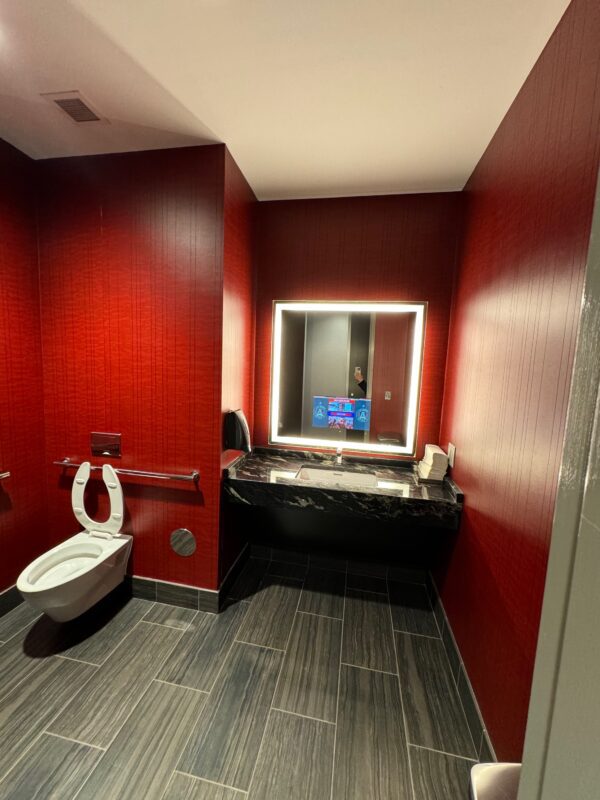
[370,313,414,446]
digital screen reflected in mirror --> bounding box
[311,396,371,431]
[270,302,426,455]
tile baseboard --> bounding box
[127,575,219,613]
[426,573,497,763]
[0,585,22,618]
[128,545,250,614]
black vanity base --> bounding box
[226,503,457,570]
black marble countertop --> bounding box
[223,447,463,530]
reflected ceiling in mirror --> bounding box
[270,301,426,455]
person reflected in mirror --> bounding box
[354,367,367,394]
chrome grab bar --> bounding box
[53,459,199,483]
[0,471,10,480]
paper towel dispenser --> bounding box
[224,410,252,453]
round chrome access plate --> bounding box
[170,528,196,557]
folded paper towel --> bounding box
[423,444,448,466]
[418,445,448,482]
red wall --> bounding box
[439,0,600,761]
[254,194,464,456]
[37,146,226,590]
[220,148,257,579]
[0,140,47,593]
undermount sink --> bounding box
[295,466,378,488]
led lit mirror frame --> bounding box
[270,301,427,455]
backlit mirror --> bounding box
[270,301,426,455]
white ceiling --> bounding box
[0,0,570,200]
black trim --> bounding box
[426,573,496,762]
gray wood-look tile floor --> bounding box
[0,557,481,799]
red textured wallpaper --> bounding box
[439,0,600,760]
[0,139,46,592]
[220,148,257,581]
[37,146,225,590]
[253,194,464,457]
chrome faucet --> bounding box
[335,447,343,466]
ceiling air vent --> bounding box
[41,91,106,124]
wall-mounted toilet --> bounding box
[17,462,132,622]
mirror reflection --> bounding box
[270,302,426,455]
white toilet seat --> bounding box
[71,462,124,536]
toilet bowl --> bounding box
[17,462,132,622]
